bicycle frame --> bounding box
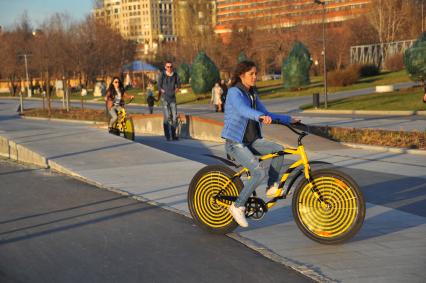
[215,123,330,212]
[112,99,132,131]
[115,108,127,131]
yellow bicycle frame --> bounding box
[229,144,314,209]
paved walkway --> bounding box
[1,99,425,282]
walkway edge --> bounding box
[303,109,426,116]
[0,133,326,283]
[0,135,48,168]
[227,233,336,283]
[342,142,426,155]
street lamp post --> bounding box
[24,54,32,98]
[314,0,328,108]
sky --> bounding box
[0,0,93,30]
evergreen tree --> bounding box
[281,42,312,89]
[190,51,220,94]
[404,32,426,82]
[176,63,190,84]
[237,51,248,63]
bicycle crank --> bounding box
[245,197,267,220]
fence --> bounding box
[350,39,415,67]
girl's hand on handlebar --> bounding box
[291,117,301,124]
[259,115,272,124]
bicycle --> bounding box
[109,99,135,141]
[187,121,365,244]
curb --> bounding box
[0,135,49,168]
[341,142,426,155]
[303,109,426,116]
[21,115,109,125]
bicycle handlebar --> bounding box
[260,118,308,144]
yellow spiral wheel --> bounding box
[123,117,135,141]
[188,165,243,234]
[293,169,365,244]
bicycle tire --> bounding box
[110,123,120,136]
[123,117,135,141]
[292,169,365,244]
[188,164,243,234]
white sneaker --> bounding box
[266,183,281,198]
[229,203,248,228]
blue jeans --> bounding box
[225,139,284,207]
[161,99,177,139]
[108,105,122,127]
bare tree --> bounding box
[368,0,410,44]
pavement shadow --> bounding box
[0,195,129,225]
[135,135,225,166]
[329,150,426,174]
[352,174,426,242]
[0,198,157,245]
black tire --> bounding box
[292,169,365,244]
[188,164,243,234]
[123,117,135,140]
[110,125,120,136]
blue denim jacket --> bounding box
[221,84,292,143]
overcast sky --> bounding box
[0,0,93,29]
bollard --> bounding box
[313,93,320,108]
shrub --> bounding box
[281,41,312,89]
[359,64,379,77]
[327,66,360,87]
[404,31,426,81]
[176,63,190,84]
[384,53,404,71]
[190,51,220,94]
[237,51,248,63]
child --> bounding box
[146,83,156,114]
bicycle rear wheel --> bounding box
[188,165,243,234]
[123,117,135,140]
[292,169,365,244]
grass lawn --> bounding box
[257,70,412,99]
[0,70,413,105]
[302,86,426,111]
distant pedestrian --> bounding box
[211,82,223,112]
[146,82,156,114]
[423,81,426,103]
[158,61,181,141]
[219,79,228,112]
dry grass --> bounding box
[23,108,108,122]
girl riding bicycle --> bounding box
[221,60,300,227]
[105,77,134,133]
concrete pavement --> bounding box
[1,99,425,282]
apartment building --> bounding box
[175,0,216,42]
[93,0,177,56]
[215,0,371,35]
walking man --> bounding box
[158,61,181,141]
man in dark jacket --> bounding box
[158,61,181,141]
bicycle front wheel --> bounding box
[188,165,243,234]
[123,117,135,140]
[292,169,365,244]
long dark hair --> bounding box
[107,76,125,98]
[230,60,256,87]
